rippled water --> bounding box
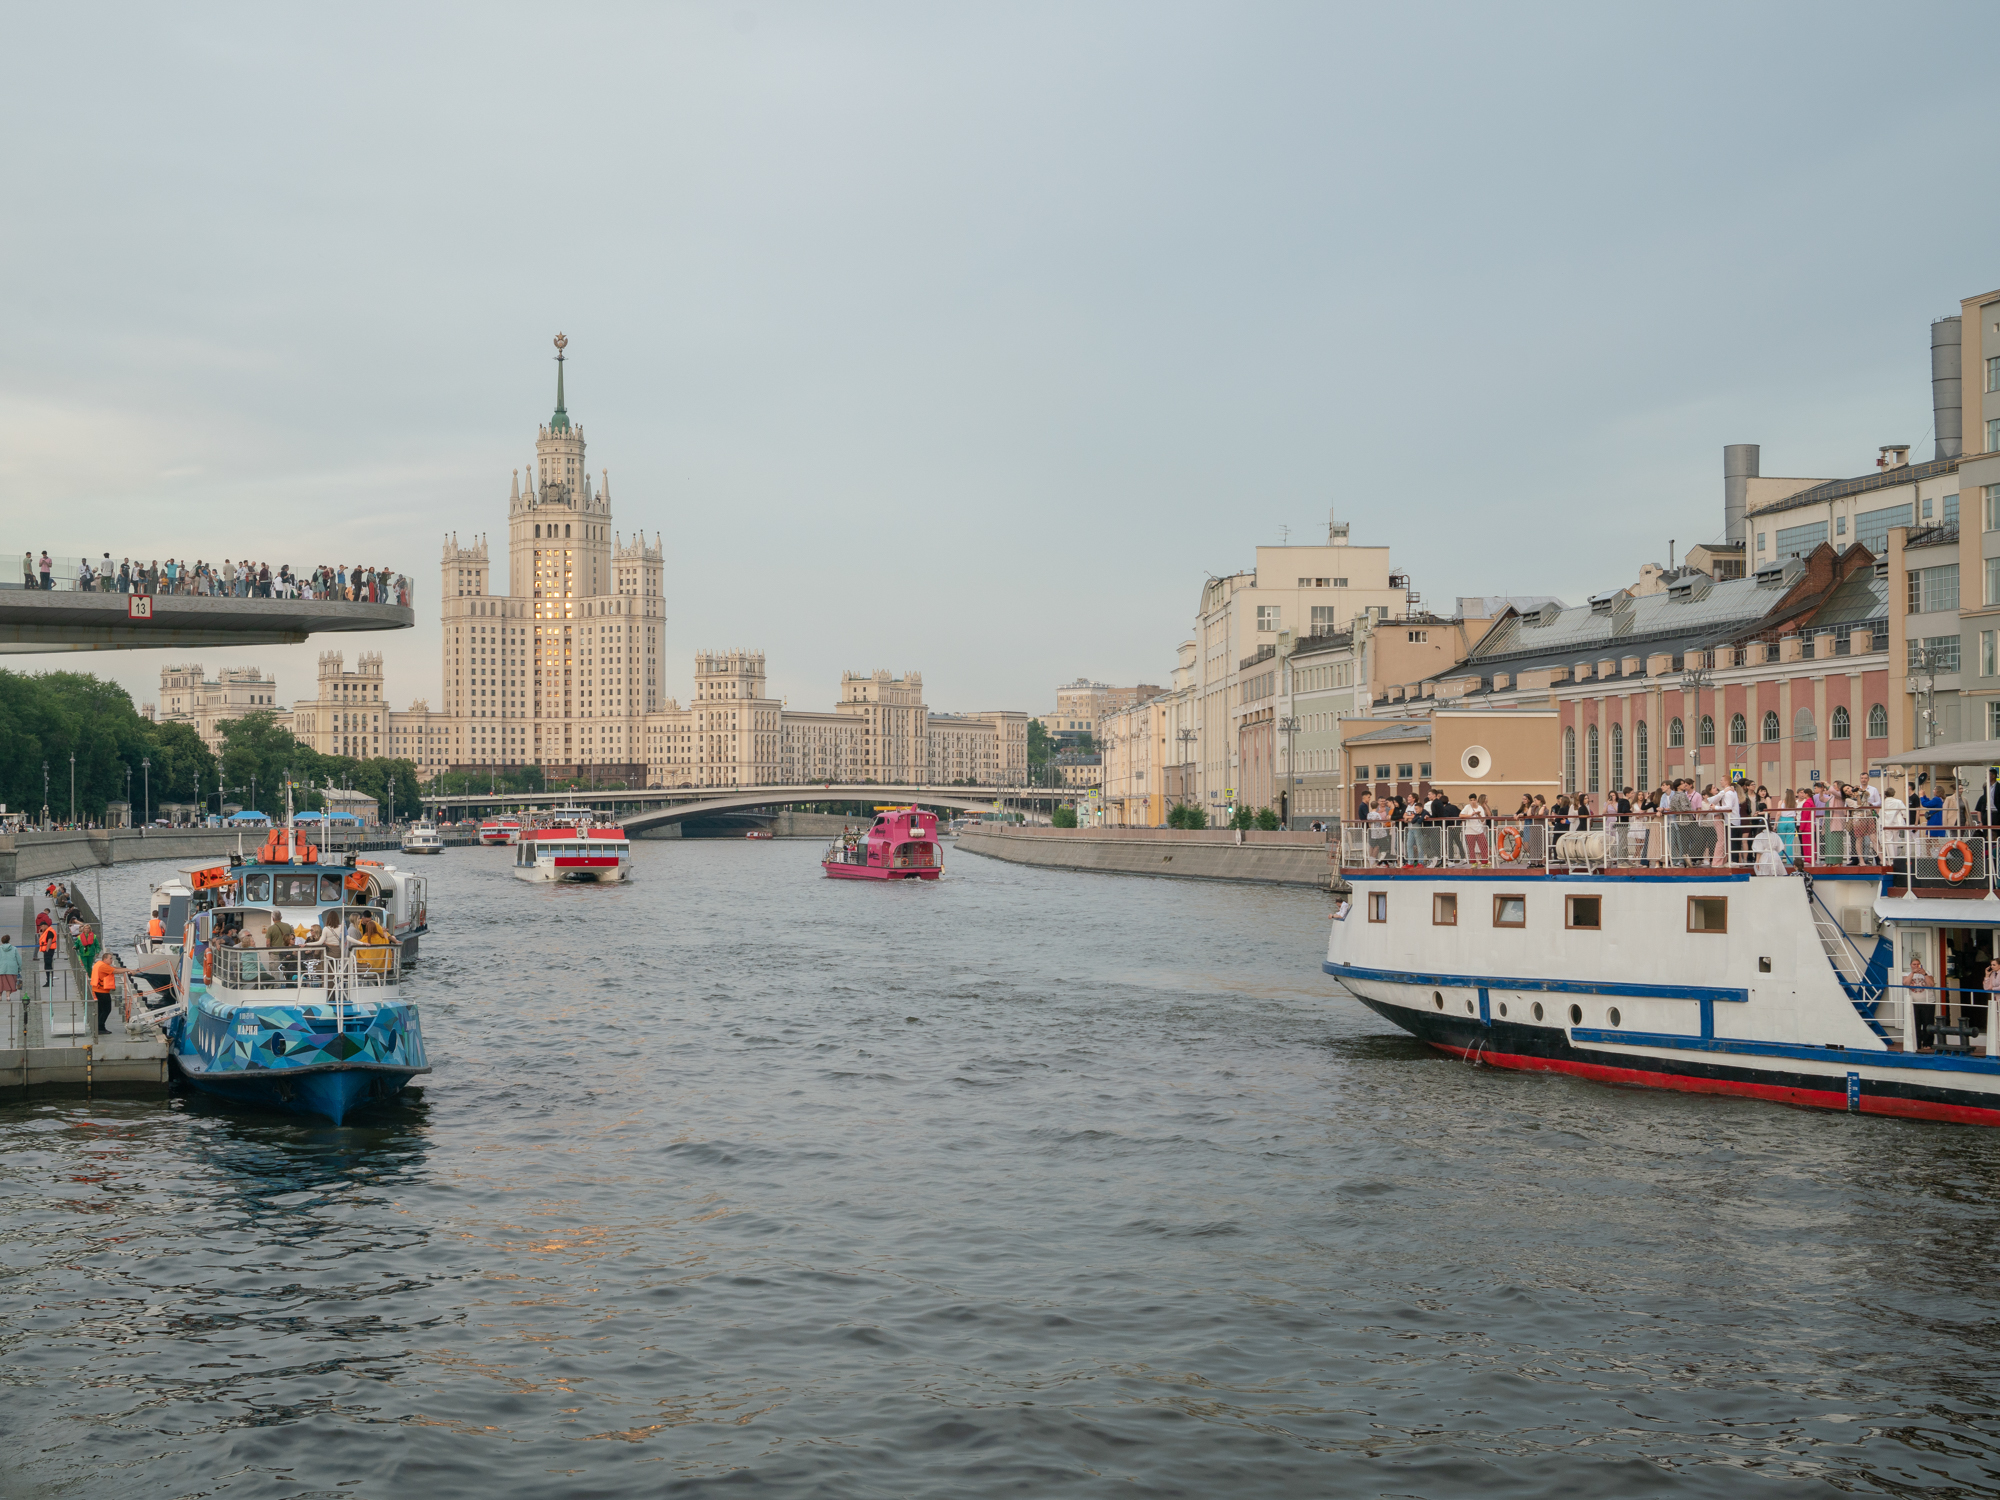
[5,840,2000,1497]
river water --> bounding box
[4,841,2000,1497]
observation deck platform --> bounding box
[0,588,412,653]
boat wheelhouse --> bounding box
[1326,761,2000,1127]
[822,808,942,881]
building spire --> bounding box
[550,332,571,432]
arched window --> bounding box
[1763,710,1781,742]
[1563,727,1577,793]
[1698,715,1715,747]
[1831,705,1851,740]
[1636,721,1649,788]
[1794,707,1816,741]
[1668,716,1685,748]
[1729,713,1747,745]
[1611,723,1625,789]
[1587,724,1601,792]
[1868,703,1888,739]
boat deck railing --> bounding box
[1866,983,1995,1056]
[209,944,400,993]
[1337,813,2000,888]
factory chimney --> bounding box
[1723,444,1758,547]
[1932,316,1963,461]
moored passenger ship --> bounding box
[1326,756,2000,1127]
[512,822,632,882]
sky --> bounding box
[5,2,2000,720]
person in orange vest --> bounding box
[148,914,166,940]
[37,923,58,988]
[89,951,121,1036]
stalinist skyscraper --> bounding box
[411,336,666,779]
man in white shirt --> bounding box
[1716,781,1742,864]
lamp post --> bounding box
[1277,715,1301,828]
[1177,726,1197,813]
[1680,660,1714,784]
[42,759,49,830]
[123,763,132,826]
[141,757,149,828]
[69,751,76,825]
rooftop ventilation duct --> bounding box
[1933,317,1963,461]
[1724,444,1758,547]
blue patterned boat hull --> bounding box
[168,984,430,1126]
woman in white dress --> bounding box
[1751,822,1787,876]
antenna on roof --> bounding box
[1669,539,1676,571]
[1278,525,1289,545]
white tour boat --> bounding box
[401,820,445,855]
[1327,745,2000,1128]
[512,824,632,883]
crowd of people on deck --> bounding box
[21,550,411,606]
[209,908,398,986]
[1353,771,2000,873]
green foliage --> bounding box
[214,713,421,820]
[1230,805,1256,831]
[0,669,218,819]
[1027,718,1054,767]
[1166,802,1207,830]
[1051,804,1078,828]
[1254,806,1281,831]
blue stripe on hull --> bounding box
[172,1056,421,1126]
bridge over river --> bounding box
[424,783,1083,833]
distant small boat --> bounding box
[745,829,772,840]
[823,808,942,881]
[401,820,445,855]
[478,818,521,846]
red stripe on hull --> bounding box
[1434,1042,2000,1128]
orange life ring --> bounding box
[1497,827,1523,862]
[1939,840,1975,883]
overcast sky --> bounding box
[6,2,1999,719]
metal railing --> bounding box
[1339,811,1914,873]
[4,552,414,606]
[1871,983,1994,1056]
[206,943,400,993]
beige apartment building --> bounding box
[1049,679,1164,743]
[1098,643,1197,827]
[1192,518,1413,820]
[153,664,284,754]
[292,652,386,762]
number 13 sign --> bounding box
[127,595,154,621]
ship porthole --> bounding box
[1568,1003,1583,1025]
[1607,1007,1622,1027]
[1465,998,1476,1015]
[1531,1001,1544,1022]
[1498,1002,1509,1018]
[1433,991,1444,1009]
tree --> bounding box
[1051,804,1078,828]
[1254,806,1281,831]
[0,668,218,820]
[1028,718,1054,768]
[1230,805,1256,831]
[1167,802,1207,829]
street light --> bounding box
[142,756,150,828]
[42,759,49,829]
[1277,715,1301,828]
[69,751,75,825]
[1680,659,1714,781]
[1177,726,1197,815]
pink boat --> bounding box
[822,808,942,880]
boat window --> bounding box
[274,874,320,907]
[1688,896,1728,933]
[1367,891,1387,922]
[1493,894,1526,927]
[320,874,345,903]
[1432,892,1457,926]
[1565,895,1601,930]
[242,873,271,902]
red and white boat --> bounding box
[478,817,522,846]
[822,808,941,881]
[512,824,632,883]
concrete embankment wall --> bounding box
[956,826,1335,888]
[0,829,254,889]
